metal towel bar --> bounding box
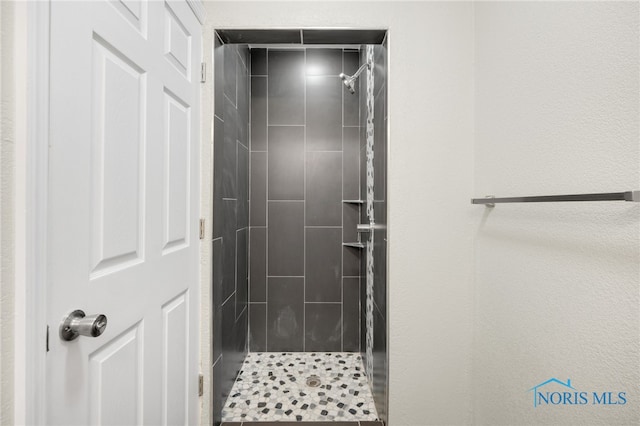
[472,190,640,207]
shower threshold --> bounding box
[221,352,379,423]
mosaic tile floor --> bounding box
[222,352,379,422]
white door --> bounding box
[46,1,201,424]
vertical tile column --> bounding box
[248,48,362,353]
[358,40,388,425]
[248,48,267,352]
[212,35,250,426]
[342,50,363,353]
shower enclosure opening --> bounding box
[211,29,388,425]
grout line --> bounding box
[237,139,248,151]
[303,47,307,352]
[265,48,269,352]
[267,275,305,278]
[234,46,239,109]
[266,124,305,127]
[234,228,239,320]
[341,48,345,353]
[212,353,222,367]
[223,93,235,109]
[221,290,235,308]
[247,58,253,351]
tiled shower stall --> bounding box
[211,30,388,425]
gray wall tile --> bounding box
[212,357,223,426]
[222,98,237,198]
[250,48,267,75]
[342,203,359,243]
[306,152,342,226]
[373,202,387,316]
[267,277,304,351]
[374,43,386,99]
[214,34,224,119]
[221,297,236,395]
[238,45,250,73]
[343,51,360,126]
[305,304,342,352]
[343,49,360,75]
[237,145,249,229]
[234,308,248,358]
[250,152,266,226]
[224,44,237,105]
[343,126,360,200]
[213,116,224,239]
[221,199,237,301]
[268,50,304,125]
[268,126,304,200]
[372,305,387,421]
[343,246,360,277]
[305,228,342,302]
[236,228,248,319]
[268,202,304,276]
[249,303,267,352]
[306,76,342,151]
[237,62,249,147]
[212,239,223,362]
[250,77,267,151]
[249,227,266,302]
[306,48,342,76]
[343,278,360,352]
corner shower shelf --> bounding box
[343,242,365,249]
[342,200,364,204]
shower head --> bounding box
[338,61,372,95]
[339,73,356,94]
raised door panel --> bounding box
[109,0,148,37]
[89,322,144,425]
[162,291,189,425]
[164,2,191,78]
[162,89,190,254]
[90,35,147,279]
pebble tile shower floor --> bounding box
[222,352,379,422]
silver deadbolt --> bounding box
[59,310,107,341]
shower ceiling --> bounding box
[216,28,387,45]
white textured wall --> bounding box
[203,2,475,425]
[199,22,214,426]
[0,1,15,424]
[473,2,639,425]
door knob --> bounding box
[59,310,108,341]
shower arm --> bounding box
[349,61,372,81]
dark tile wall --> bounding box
[359,40,388,425]
[249,48,362,353]
[212,34,250,426]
